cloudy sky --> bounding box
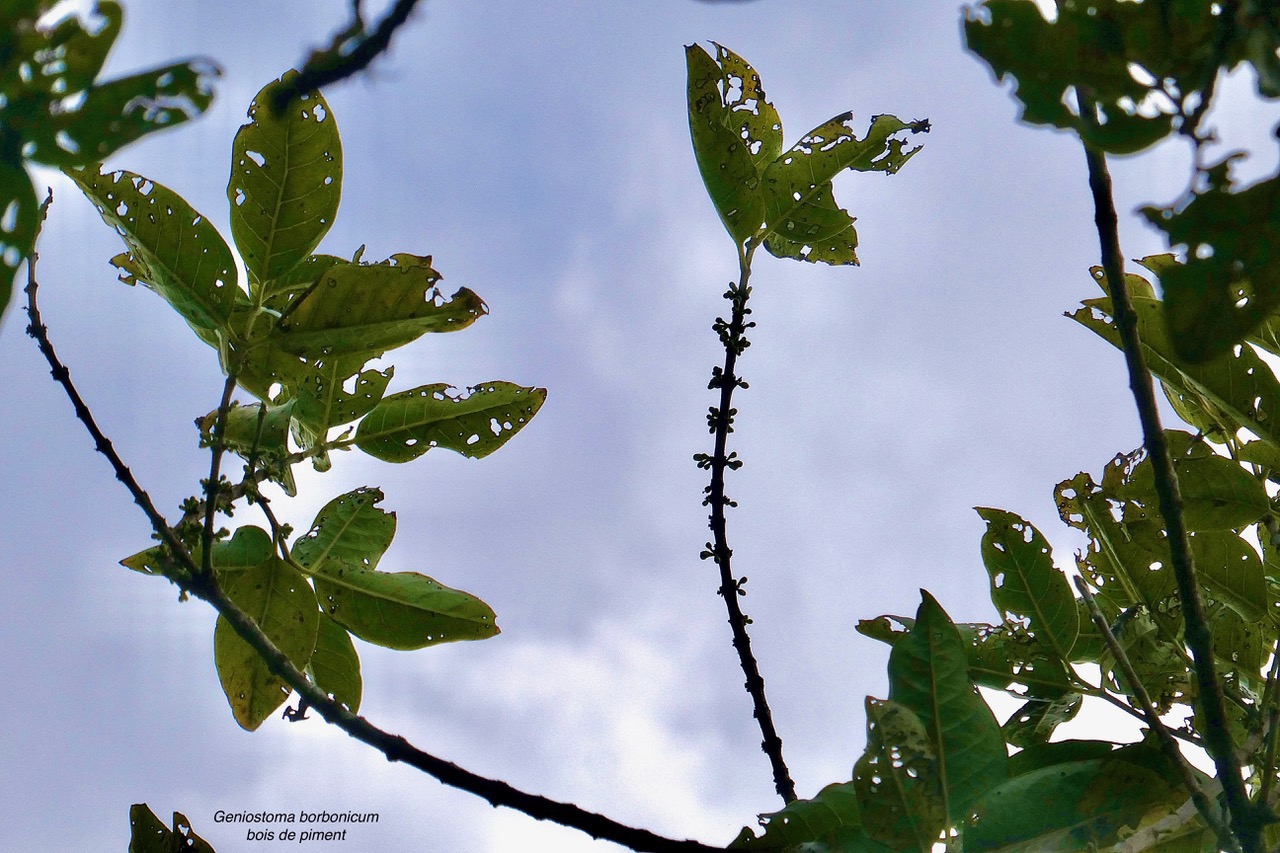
[4,1,1279,850]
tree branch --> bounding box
[24,198,723,853]
[697,248,797,804]
[1074,577,1235,850]
[1080,118,1264,853]
[271,0,423,114]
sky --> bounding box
[3,1,1280,851]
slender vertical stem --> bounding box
[1081,128,1262,853]
[1075,578,1235,850]
[699,246,797,804]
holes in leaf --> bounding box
[0,201,18,234]
[245,150,266,168]
[55,130,79,154]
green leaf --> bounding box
[962,757,1193,852]
[228,72,342,285]
[888,591,1008,823]
[355,381,546,462]
[272,254,485,358]
[1071,281,1280,460]
[313,565,498,650]
[853,698,945,852]
[963,0,1222,155]
[214,558,319,731]
[731,782,896,852]
[759,112,924,266]
[1188,531,1268,624]
[120,525,273,579]
[1141,160,1280,362]
[32,60,218,166]
[65,166,241,332]
[711,43,784,173]
[201,400,297,496]
[976,507,1080,661]
[129,804,217,853]
[685,43,768,245]
[1006,739,1117,778]
[308,613,362,713]
[1000,691,1082,749]
[291,487,395,574]
[294,358,393,435]
[0,164,41,316]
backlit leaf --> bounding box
[685,43,768,245]
[888,591,1008,822]
[313,565,498,650]
[65,166,240,332]
[214,558,319,731]
[273,254,485,357]
[355,381,546,462]
[853,697,945,851]
[308,613,362,713]
[291,487,395,575]
[976,507,1079,661]
[760,112,924,265]
[229,72,342,286]
[201,400,297,496]
[120,525,272,579]
[1001,691,1082,749]
[1071,278,1280,455]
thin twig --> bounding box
[1079,107,1263,853]
[24,205,722,853]
[271,0,423,114]
[697,246,797,804]
[1075,577,1235,850]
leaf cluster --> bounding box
[966,0,1280,364]
[70,72,545,731]
[0,0,218,318]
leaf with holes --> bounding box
[1142,162,1280,362]
[65,166,241,333]
[888,591,1008,823]
[963,0,1223,155]
[291,488,395,575]
[128,804,217,853]
[0,1,218,318]
[214,558,318,731]
[977,507,1079,661]
[294,359,394,436]
[272,254,486,358]
[120,525,273,580]
[308,613,362,713]
[1118,451,1269,533]
[313,565,498,651]
[355,381,546,462]
[760,112,925,265]
[730,781,895,851]
[685,43,769,245]
[229,72,342,286]
[201,400,297,496]
[853,697,945,852]
[1001,691,1082,749]
[1071,280,1280,457]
